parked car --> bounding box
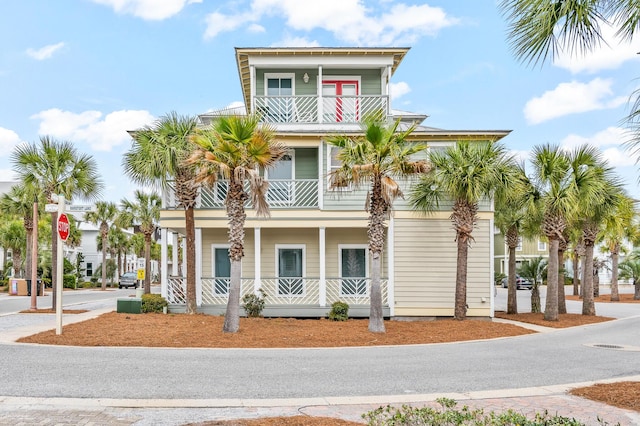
[501,274,533,290]
[118,272,138,289]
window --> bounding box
[86,262,93,277]
[326,145,350,191]
[516,237,523,252]
[339,245,368,296]
[276,245,304,296]
[266,152,294,205]
[538,240,547,251]
[212,245,231,295]
[265,73,294,122]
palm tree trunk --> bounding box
[185,205,197,314]
[610,245,619,302]
[369,253,384,332]
[144,234,152,294]
[558,248,566,314]
[223,181,246,333]
[635,279,640,300]
[531,284,541,313]
[507,245,517,314]
[367,176,386,332]
[544,238,559,321]
[572,252,580,296]
[454,233,468,320]
[582,243,596,315]
[13,250,23,279]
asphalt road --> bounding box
[1,288,639,401]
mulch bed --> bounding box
[494,312,613,328]
[570,381,640,412]
[565,293,640,303]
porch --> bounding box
[165,276,389,317]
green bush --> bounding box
[141,294,168,313]
[328,301,349,321]
[363,399,588,425]
[63,274,77,289]
[242,289,266,317]
[81,281,94,289]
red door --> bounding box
[322,80,359,122]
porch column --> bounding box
[317,144,323,210]
[319,227,326,306]
[254,227,261,293]
[196,228,202,306]
[160,228,168,299]
[171,232,179,276]
[387,217,395,316]
[250,65,256,112]
[317,65,323,122]
[490,200,496,314]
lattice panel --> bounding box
[260,278,320,305]
[325,278,388,306]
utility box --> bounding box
[117,297,142,314]
[9,279,28,296]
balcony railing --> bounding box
[254,95,389,124]
[167,276,388,307]
[165,179,319,210]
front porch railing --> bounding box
[254,95,389,124]
[167,276,388,307]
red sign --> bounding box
[58,213,70,241]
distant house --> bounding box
[493,230,549,279]
[157,47,511,318]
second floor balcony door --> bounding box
[323,79,359,123]
[266,74,293,122]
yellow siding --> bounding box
[260,228,319,277]
[325,228,369,277]
[394,218,492,313]
[200,228,255,277]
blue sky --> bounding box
[1,0,639,203]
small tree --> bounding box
[517,257,547,313]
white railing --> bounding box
[164,180,318,210]
[254,95,389,124]
[167,276,388,307]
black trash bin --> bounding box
[26,279,43,296]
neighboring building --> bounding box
[158,47,510,318]
[493,231,549,279]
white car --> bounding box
[118,272,138,289]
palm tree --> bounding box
[85,201,118,291]
[121,191,161,294]
[569,146,623,316]
[494,164,540,315]
[326,114,429,332]
[517,256,547,313]
[188,114,287,333]
[123,112,199,313]
[529,144,576,321]
[410,141,515,320]
[11,136,102,308]
[600,195,636,302]
[0,220,26,278]
[0,184,40,285]
[619,253,640,300]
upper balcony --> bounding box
[254,94,389,124]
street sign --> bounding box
[137,269,145,280]
[45,204,58,213]
[67,205,96,212]
[57,213,70,241]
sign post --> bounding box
[55,195,66,335]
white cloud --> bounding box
[390,82,410,100]
[270,35,320,48]
[31,108,155,152]
[26,42,65,60]
[0,127,22,156]
[553,24,640,74]
[0,169,17,181]
[91,0,201,20]
[204,1,458,45]
[560,127,636,167]
[524,78,625,124]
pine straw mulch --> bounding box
[570,381,640,412]
[16,312,537,348]
[565,293,640,303]
[494,312,614,328]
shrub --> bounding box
[328,301,349,321]
[63,274,77,289]
[242,289,266,317]
[363,399,587,425]
[81,281,94,289]
[141,294,168,313]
